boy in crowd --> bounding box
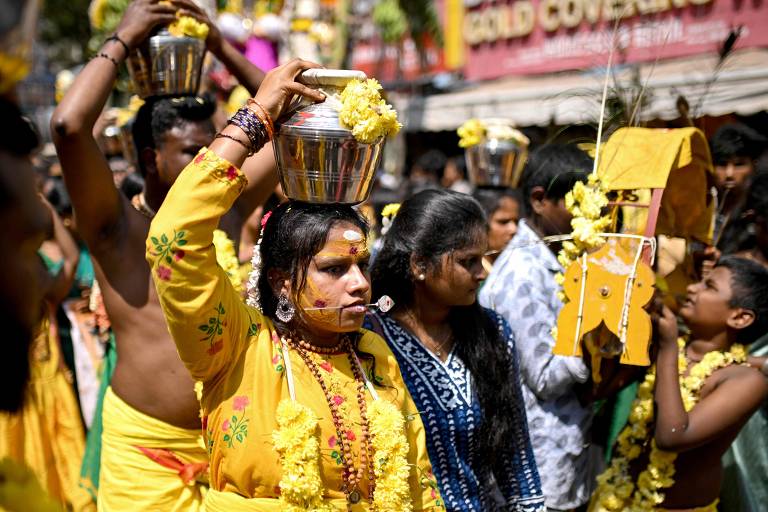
[710,123,766,246]
[592,257,768,511]
[52,0,276,508]
[479,144,601,511]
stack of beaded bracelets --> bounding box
[219,100,275,156]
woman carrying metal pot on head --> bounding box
[146,60,443,511]
[366,189,546,512]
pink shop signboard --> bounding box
[462,0,768,79]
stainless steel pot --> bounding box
[465,119,528,188]
[272,69,385,205]
[126,28,206,98]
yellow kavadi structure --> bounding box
[554,127,714,367]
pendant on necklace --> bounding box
[348,489,362,504]
[435,349,442,357]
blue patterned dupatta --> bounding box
[365,309,546,512]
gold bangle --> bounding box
[246,99,274,140]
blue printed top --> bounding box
[365,308,545,512]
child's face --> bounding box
[679,266,736,337]
[539,196,573,236]
[488,196,520,252]
[715,156,754,194]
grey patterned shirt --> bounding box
[479,220,603,510]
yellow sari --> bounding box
[146,148,443,511]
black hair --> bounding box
[718,171,768,254]
[120,172,146,200]
[132,94,216,175]
[45,176,72,216]
[370,188,517,467]
[520,143,592,211]
[257,201,369,326]
[413,149,447,177]
[0,97,39,159]
[472,186,524,219]
[710,123,766,165]
[716,256,768,344]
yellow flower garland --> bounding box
[337,79,401,144]
[368,400,413,512]
[457,119,485,148]
[272,354,412,510]
[555,172,612,301]
[590,339,747,512]
[168,14,210,39]
[456,118,529,149]
[273,400,335,511]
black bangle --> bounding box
[106,33,130,56]
[95,52,119,68]
[215,133,254,156]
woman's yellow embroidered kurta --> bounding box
[146,148,442,510]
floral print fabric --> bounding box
[146,147,442,509]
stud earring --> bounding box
[417,273,426,281]
[275,293,295,323]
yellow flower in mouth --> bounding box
[457,119,485,148]
[168,15,210,40]
[337,78,402,144]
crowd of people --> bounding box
[1,0,768,511]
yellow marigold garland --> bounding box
[457,118,529,149]
[168,14,210,39]
[555,172,612,301]
[213,229,244,294]
[457,119,485,148]
[271,363,413,509]
[368,400,413,512]
[337,78,401,144]
[272,400,335,511]
[590,339,747,512]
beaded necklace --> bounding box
[284,335,375,507]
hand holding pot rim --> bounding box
[252,59,326,123]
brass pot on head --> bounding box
[465,118,529,188]
[126,28,206,98]
[272,69,386,205]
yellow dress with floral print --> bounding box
[146,148,444,511]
